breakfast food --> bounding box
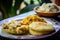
[2,15,55,36]
[21,15,46,25]
[16,25,29,34]
[29,22,54,36]
[38,3,60,13]
[29,28,50,36]
[2,20,29,34]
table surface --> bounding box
[0,11,60,40]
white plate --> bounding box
[0,17,60,39]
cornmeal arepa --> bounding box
[29,22,55,35]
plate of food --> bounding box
[0,14,60,39]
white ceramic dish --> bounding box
[0,16,60,39]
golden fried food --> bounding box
[2,26,17,34]
[16,25,29,34]
[21,15,46,25]
[29,22,54,35]
[2,20,29,34]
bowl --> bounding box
[34,6,60,17]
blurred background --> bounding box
[0,0,59,20]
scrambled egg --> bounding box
[21,15,46,25]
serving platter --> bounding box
[0,13,60,39]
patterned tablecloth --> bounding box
[0,11,60,40]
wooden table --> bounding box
[0,11,60,40]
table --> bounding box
[0,11,60,40]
